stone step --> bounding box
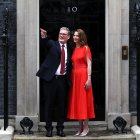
[12,129,136,140]
[13,131,135,140]
[38,121,108,131]
[13,122,136,140]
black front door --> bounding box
[39,0,105,121]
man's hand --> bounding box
[40,28,47,38]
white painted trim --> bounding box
[0,126,14,140]
[105,0,109,122]
[37,0,40,121]
[131,125,140,140]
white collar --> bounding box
[60,43,66,47]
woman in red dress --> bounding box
[67,29,95,136]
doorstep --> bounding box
[13,130,135,140]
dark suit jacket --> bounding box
[36,39,72,85]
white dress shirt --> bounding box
[55,43,67,75]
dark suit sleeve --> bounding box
[40,38,48,64]
[40,38,54,64]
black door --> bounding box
[39,0,105,121]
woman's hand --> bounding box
[84,79,91,90]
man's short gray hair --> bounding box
[60,27,70,35]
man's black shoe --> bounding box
[57,130,66,137]
[46,130,52,137]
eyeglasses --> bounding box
[59,33,68,36]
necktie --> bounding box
[60,44,65,74]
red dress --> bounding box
[67,46,95,120]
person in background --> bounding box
[37,27,72,137]
[67,29,95,136]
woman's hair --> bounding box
[75,29,87,46]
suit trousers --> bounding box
[42,75,67,131]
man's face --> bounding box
[58,29,70,44]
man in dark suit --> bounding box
[36,27,72,137]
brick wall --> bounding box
[129,0,139,112]
[0,0,16,115]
